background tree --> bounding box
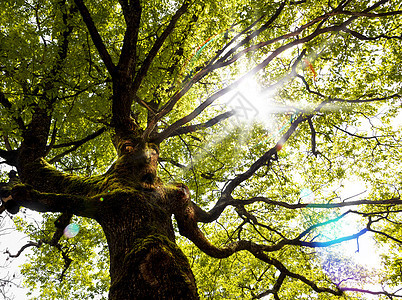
[1,0,402,299]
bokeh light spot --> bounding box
[63,223,80,238]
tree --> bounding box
[1,0,402,299]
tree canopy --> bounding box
[1,0,402,299]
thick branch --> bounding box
[8,184,96,218]
[307,117,318,156]
[214,1,287,65]
[132,0,190,92]
[53,127,107,149]
[111,1,142,132]
[0,149,18,167]
[176,215,344,297]
[0,91,25,130]
[167,110,236,138]
[232,196,402,209]
[18,107,52,166]
[173,184,371,262]
[116,0,141,77]
[16,158,97,200]
[73,0,116,76]
[223,114,306,196]
[18,4,76,167]
[343,28,402,40]
[49,127,107,163]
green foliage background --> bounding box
[1,0,402,299]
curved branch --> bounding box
[298,74,402,104]
[173,184,371,263]
[332,123,387,141]
[6,219,74,282]
[49,127,107,163]
[367,216,402,244]
[253,252,343,296]
[254,272,286,299]
[5,241,42,258]
[222,114,307,196]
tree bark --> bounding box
[98,189,198,300]
[10,132,199,299]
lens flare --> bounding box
[300,188,315,202]
[63,223,80,238]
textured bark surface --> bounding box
[11,132,199,299]
[99,190,198,300]
[96,138,199,299]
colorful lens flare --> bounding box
[63,223,80,238]
[300,188,315,202]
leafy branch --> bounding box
[49,127,107,163]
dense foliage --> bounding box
[1,0,402,299]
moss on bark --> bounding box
[15,133,200,299]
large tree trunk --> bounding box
[95,136,199,299]
[10,131,200,299]
[93,136,199,299]
[98,189,198,300]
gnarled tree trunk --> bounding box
[9,130,200,299]
[94,138,199,299]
